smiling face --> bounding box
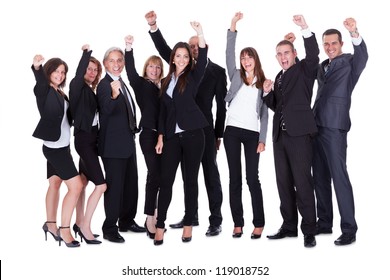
[103,50,124,76]
[173,47,190,75]
[49,64,66,89]
[145,62,162,84]
[240,53,255,75]
[276,43,297,71]
[322,33,343,60]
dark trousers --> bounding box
[180,126,223,226]
[201,126,223,226]
[223,126,265,228]
[101,153,138,234]
[139,128,161,216]
[312,127,357,234]
[273,130,316,235]
[156,129,205,229]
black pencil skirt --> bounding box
[43,145,79,180]
[74,126,105,185]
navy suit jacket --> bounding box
[97,73,136,158]
[313,39,368,132]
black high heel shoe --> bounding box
[42,221,59,241]
[154,228,165,246]
[145,220,156,240]
[57,226,80,247]
[251,227,263,239]
[232,227,243,238]
[73,223,99,238]
[78,229,102,244]
[182,226,192,243]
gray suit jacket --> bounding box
[224,29,268,143]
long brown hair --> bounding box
[160,42,194,95]
[89,56,102,91]
[239,47,265,89]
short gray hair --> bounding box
[103,46,124,62]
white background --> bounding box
[0,0,388,279]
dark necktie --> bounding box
[119,77,136,132]
[277,72,286,130]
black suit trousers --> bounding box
[101,154,138,234]
[273,130,316,235]
[156,129,205,229]
[139,128,161,216]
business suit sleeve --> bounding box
[262,89,276,112]
[32,65,50,113]
[149,29,172,63]
[258,100,269,143]
[214,66,227,138]
[69,50,92,120]
[351,39,369,84]
[301,34,320,78]
[226,30,238,80]
[125,49,144,108]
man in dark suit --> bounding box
[312,18,368,245]
[145,11,227,237]
[97,47,145,243]
[262,15,319,248]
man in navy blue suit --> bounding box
[312,17,368,246]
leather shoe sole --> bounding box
[103,233,125,243]
[334,233,356,246]
[119,223,146,233]
[205,226,222,236]
[304,235,316,248]
[267,228,298,239]
[169,220,199,229]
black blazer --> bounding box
[69,50,98,133]
[263,34,319,142]
[149,29,209,139]
[196,60,227,138]
[125,49,160,130]
[32,65,71,141]
[97,73,136,158]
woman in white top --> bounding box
[224,12,269,239]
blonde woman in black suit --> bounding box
[124,35,164,240]
[32,55,83,247]
[69,45,107,244]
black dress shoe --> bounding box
[119,222,146,233]
[267,228,298,239]
[334,233,356,246]
[205,225,222,236]
[103,232,125,243]
[315,226,333,235]
[304,234,316,248]
[169,219,199,229]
